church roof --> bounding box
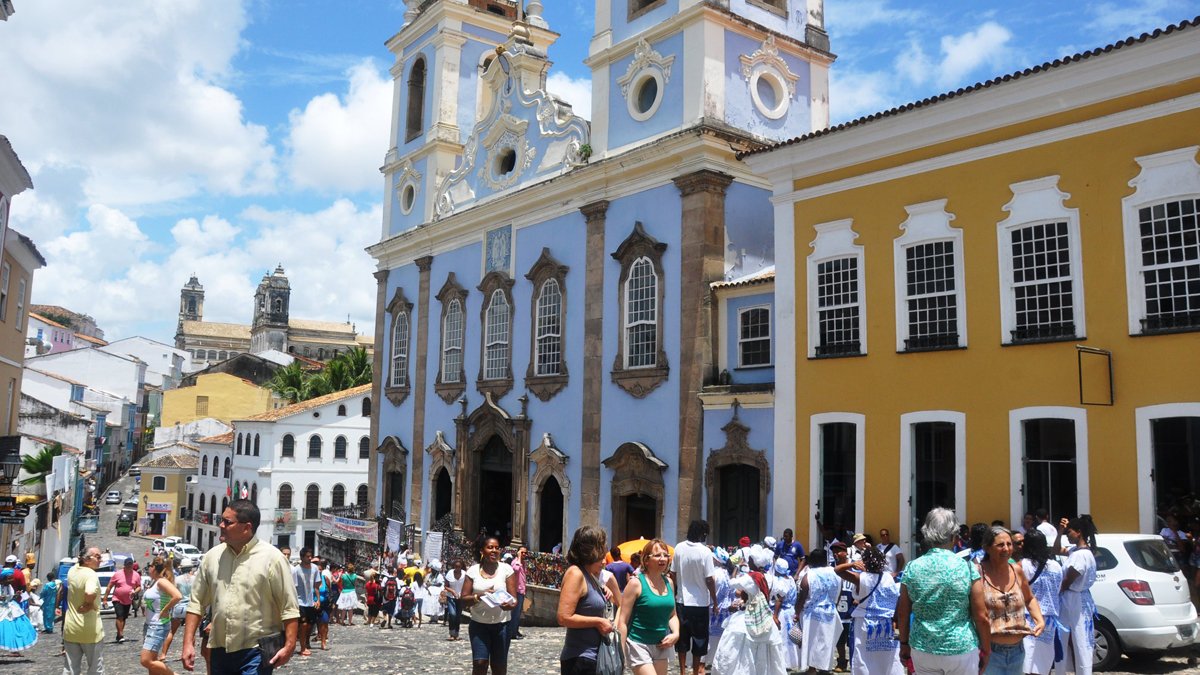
[287,318,357,334]
[140,447,200,470]
[712,266,775,290]
[28,312,69,329]
[74,333,108,346]
[238,383,371,423]
[196,431,235,445]
[180,320,251,339]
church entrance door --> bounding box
[716,464,760,546]
[433,468,453,523]
[478,435,513,541]
[622,494,658,541]
[538,476,564,552]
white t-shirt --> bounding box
[671,540,716,607]
[446,569,468,596]
[465,562,513,624]
[1036,521,1058,544]
[1064,546,1097,593]
[876,542,902,574]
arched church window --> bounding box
[611,222,668,397]
[524,247,569,400]
[405,57,426,142]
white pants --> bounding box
[912,648,978,675]
[1054,591,1094,675]
[63,640,105,675]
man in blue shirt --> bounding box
[774,528,805,575]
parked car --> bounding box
[172,543,203,566]
[56,557,117,617]
[1090,533,1198,670]
[127,465,141,477]
[151,537,183,557]
[104,490,121,505]
[122,497,138,510]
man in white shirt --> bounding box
[671,519,717,675]
[1034,508,1058,544]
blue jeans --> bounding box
[507,592,524,638]
[446,598,462,637]
[983,642,1024,675]
[210,646,271,675]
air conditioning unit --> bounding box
[186,476,198,484]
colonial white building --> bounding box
[211,385,374,553]
[186,431,232,551]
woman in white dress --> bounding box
[711,547,787,675]
[1020,530,1063,674]
[1054,516,1098,675]
[835,546,903,675]
[335,563,361,625]
[424,561,446,624]
[768,559,801,672]
[702,548,735,670]
[796,547,842,674]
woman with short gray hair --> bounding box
[896,508,990,674]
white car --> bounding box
[172,544,203,566]
[151,536,183,557]
[1091,533,1198,670]
[104,490,121,505]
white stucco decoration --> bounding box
[740,35,799,120]
[617,38,675,122]
[396,159,423,216]
[479,107,536,190]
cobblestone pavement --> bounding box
[8,474,1195,674]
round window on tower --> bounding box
[400,182,417,215]
[626,69,665,122]
[749,69,789,120]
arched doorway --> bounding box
[716,464,760,545]
[538,476,564,552]
[623,494,658,541]
[478,435,512,540]
[604,442,667,543]
[434,468,453,523]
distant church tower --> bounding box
[175,275,205,349]
[250,264,291,353]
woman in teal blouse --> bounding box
[896,507,991,675]
[618,539,679,675]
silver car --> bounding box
[1091,533,1198,670]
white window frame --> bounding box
[442,298,464,383]
[390,310,409,388]
[483,288,510,380]
[736,304,772,367]
[808,412,866,535]
[0,262,9,322]
[1007,406,1090,530]
[899,411,967,554]
[14,277,25,331]
[1121,146,1200,335]
[806,219,866,358]
[1135,402,1200,534]
[893,199,967,351]
[623,256,658,369]
[534,278,563,376]
[152,476,167,492]
[997,176,1087,344]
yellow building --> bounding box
[162,372,278,426]
[136,442,199,538]
[743,19,1200,552]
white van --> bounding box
[1091,533,1198,670]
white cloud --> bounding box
[829,70,896,123]
[285,61,394,194]
[1087,0,1190,34]
[936,22,1014,88]
[546,72,593,121]
[0,0,278,207]
[825,0,923,36]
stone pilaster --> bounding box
[368,269,389,518]
[579,200,610,529]
[410,256,433,528]
[672,170,733,539]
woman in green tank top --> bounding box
[618,539,679,675]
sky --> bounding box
[2,0,1197,345]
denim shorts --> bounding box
[468,619,509,664]
[142,619,170,653]
[983,642,1025,675]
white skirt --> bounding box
[711,611,788,675]
[851,617,904,675]
[336,591,359,610]
[1023,620,1057,675]
[799,613,841,672]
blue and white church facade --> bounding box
[367,0,831,549]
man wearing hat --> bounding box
[830,542,856,672]
[103,557,140,643]
[849,533,869,563]
[3,555,26,603]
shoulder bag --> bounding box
[582,566,624,675]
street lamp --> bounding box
[0,446,21,485]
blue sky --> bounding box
[1,0,1197,345]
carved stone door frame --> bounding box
[704,415,771,542]
[530,432,571,552]
[453,393,531,544]
[603,442,667,542]
[379,435,409,520]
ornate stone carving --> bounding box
[616,39,675,98]
[396,159,423,215]
[524,248,570,401]
[530,432,570,502]
[379,435,409,476]
[739,35,800,97]
[385,287,414,406]
[479,108,536,191]
[603,442,667,541]
[425,430,456,485]
[455,393,533,544]
[704,411,771,540]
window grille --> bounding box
[535,279,562,376]
[282,435,294,458]
[278,484,293,509]
[904,241,959,350]
[359,436,369,459]
[1139,199,1200,332]
[816,257,861,356]
[625,257,657,367]
[334,436,347,459]
[1011,221,1076,341]
[391,311,409,387]
[483,289,510,380]
[443,299,464,382]
[304,485,319,519]
[308,435,322,458]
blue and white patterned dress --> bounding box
[0,582,37,652]
[850,572,903,675]
[799,567,842,672]
[1021,558,1063,674]
[769,573,801,671]
[1055,547,1096,675]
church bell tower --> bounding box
[175,275,204,349]
[250,264,291,353]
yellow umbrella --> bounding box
[614,538,674,563]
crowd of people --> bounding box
[551,512,1102,675]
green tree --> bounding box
[267,348,373,404]
[20,443,64,485]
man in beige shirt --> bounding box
[181,500,299,673]
[63,547,104,675]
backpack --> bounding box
[400,586,415,610]
[383,578,398,602]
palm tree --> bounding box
[267,362,311,404]
[20,443,64,485]
[267,348,373,403]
